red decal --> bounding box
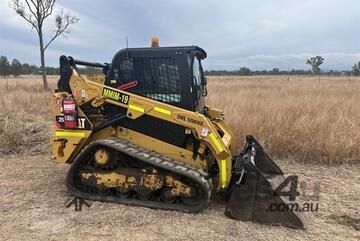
[117,80,138,91]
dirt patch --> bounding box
[328,214,360,231]
[0,155,359,241]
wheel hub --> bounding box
[94,149,110,165]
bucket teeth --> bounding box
[225,135,305,229]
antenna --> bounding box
[126,36,129,59]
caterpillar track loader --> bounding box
[52,38,304,228]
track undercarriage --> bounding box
[67,138,212,213]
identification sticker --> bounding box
[103,87,129,104]
[201,127,209,137]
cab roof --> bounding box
[112,46,207,60]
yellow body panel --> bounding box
[52,92,92,164]
[114,127,208,170]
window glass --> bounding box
[119,59,133,80]
[192,57,202,86]
[118,57,181,103]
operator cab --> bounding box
[105,45,207,112]
[56,42,208,149]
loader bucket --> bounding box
[225,135,305,229]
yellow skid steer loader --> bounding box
[52,38,304,228]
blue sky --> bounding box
[1,0,360,70]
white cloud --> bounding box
[0,0,33,31]
[1,0,360,69]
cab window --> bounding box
[192,57,202,86]
[118,57,182,103]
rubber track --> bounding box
[66,138,212,213]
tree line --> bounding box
[0,55,102,77]
[2,54,360,77]
[205,68,354,76]
[206,56,360,76]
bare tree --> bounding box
[10,0,79,90]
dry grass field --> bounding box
[207,76,360,165]
[1,75,360,164]
[0,75,359,240]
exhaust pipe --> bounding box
[225,135,305,229]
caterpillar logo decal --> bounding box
[56,116,91,130]
[103,87,130,104]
